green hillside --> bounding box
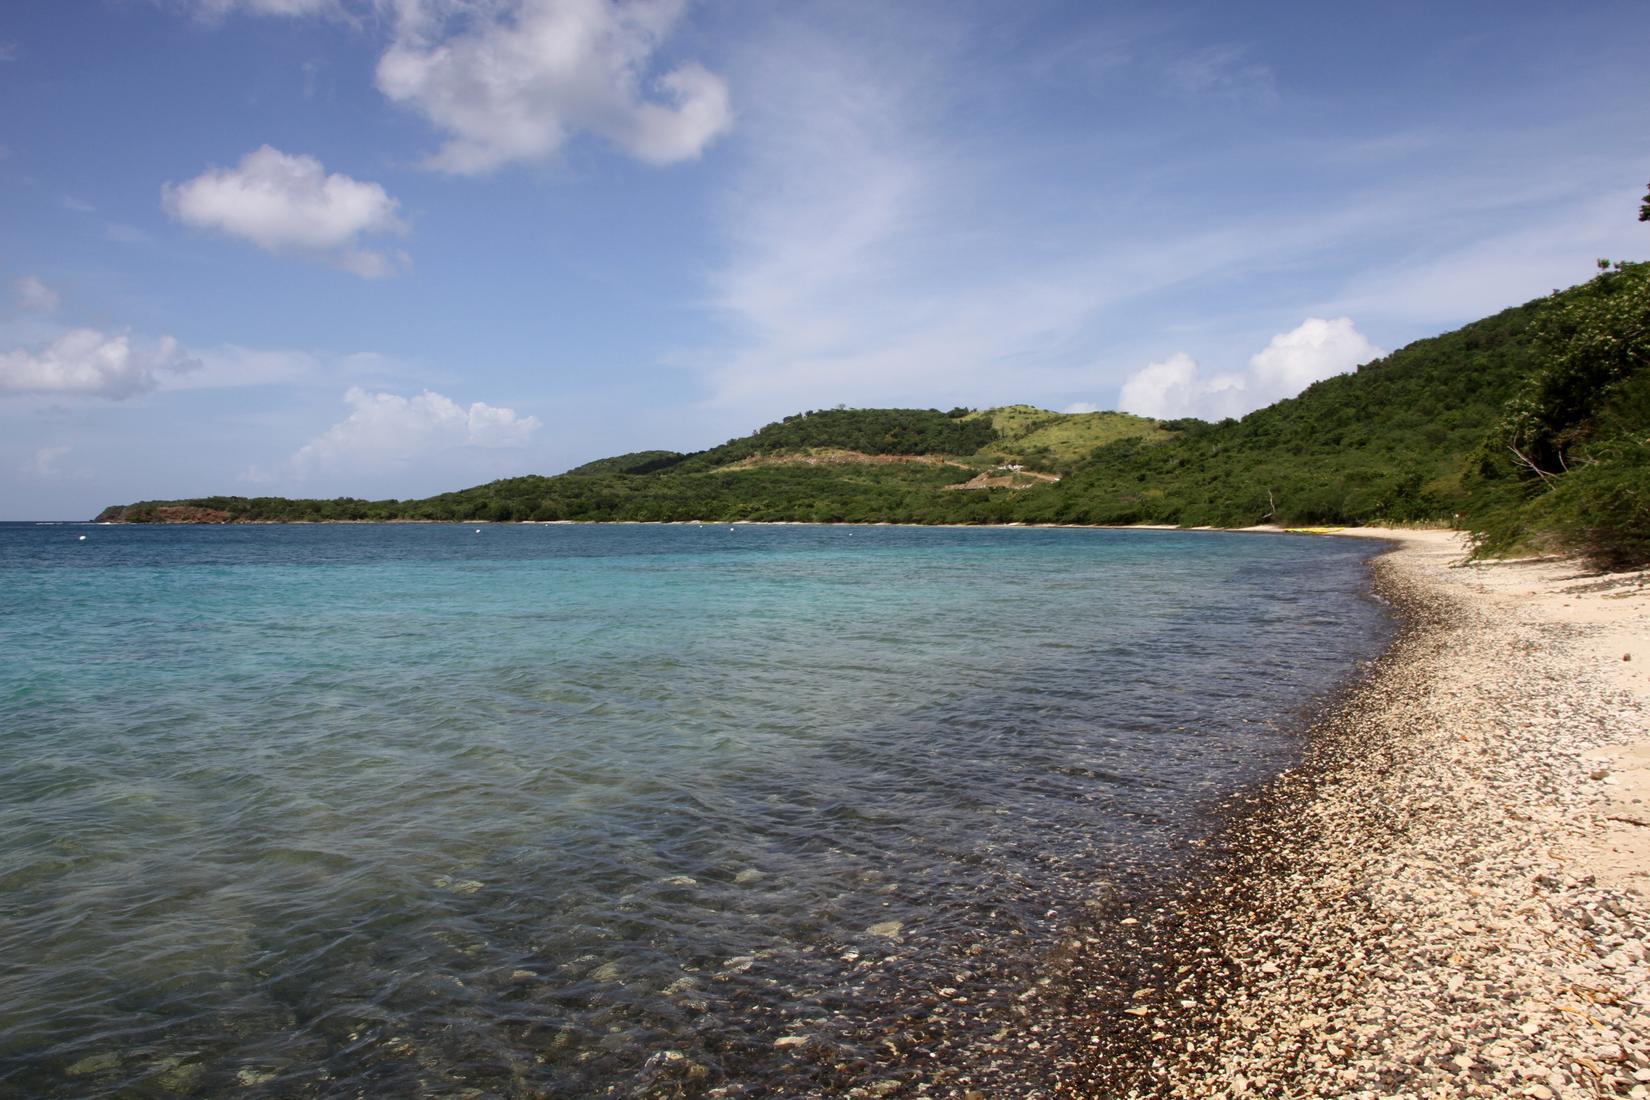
[94,263,1650,567]
[563,450,685,476]
[968,405,1170,472]
[1465,261,1649,566]
[1022,291,1561,527]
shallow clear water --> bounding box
[0,522,1390,1096]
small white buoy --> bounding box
[475,528,482,534]
[78,535,87,541]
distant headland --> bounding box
[97,263,1650,571]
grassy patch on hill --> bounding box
[969,405,1171,471]
[93,263,1650,566]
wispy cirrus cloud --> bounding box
[692,11,1313,421]
[12,275,60,313]
[1163,43,1276,105]
[1322,187,1642,326]
[692,5,1646,429]
[181,0,343,20]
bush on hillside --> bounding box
[1468,262,1650,568]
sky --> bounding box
[1,0,1647,519]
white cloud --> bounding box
[1118,352,1247,420]
[161,345,323,390]
[0,329,199,399]
[0,40,17,62]
[61,196,96,213]
[375,0,732,174]
[665,13,1639,428]
[163,146,407,276]
[13,276,60,312]
[185,0,340,18]
[1327,188,1640,326]
[1117,318,1382,421]
[693,13,1334,424]
[1248,317,1382,394]
[696,19,974,415]
[288,387,541,474]
[23,446,70,478]
[1061,402,1100,414]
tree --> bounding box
[1641,179,1650,223]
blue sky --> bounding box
[1,0,1646,519]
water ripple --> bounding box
[0,523,1390,1096]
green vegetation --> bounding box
[968,405,1169,473]
[1464,262,1649,568]
[563,450,685,476]
[1035,292,1558,528]
[96,259,1650,568]
[668,407,1000,472]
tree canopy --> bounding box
[97,256,1650,568]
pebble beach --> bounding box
[968,530,1650,1100]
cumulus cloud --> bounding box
[1118,352,1248,420]
[375,0,732,174]
[163,146,407,275]
[13,275,60,312]
[289,387,541,473]
[1117,318,1382,421]
[0,329,200,399]
[1248,317,1382,394]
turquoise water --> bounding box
[0,522,1390,1096]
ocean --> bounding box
[0,522,1392,1097]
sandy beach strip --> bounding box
[983,529,1650,1100]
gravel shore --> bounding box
[994,531,1650,1100]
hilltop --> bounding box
[95,263,1650,567]
[95,404,1170,525]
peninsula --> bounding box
[96,263,1649,572]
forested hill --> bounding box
[94,262,1650,566]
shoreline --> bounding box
[70,515,1444,539]
[1011,530,1649,1098]
[21,521,1644,1094]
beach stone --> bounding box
[974,537,1650,1100]
[64,1052,120,1077]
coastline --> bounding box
[23,520,1647,1094]
[1018,529,1650,1099]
